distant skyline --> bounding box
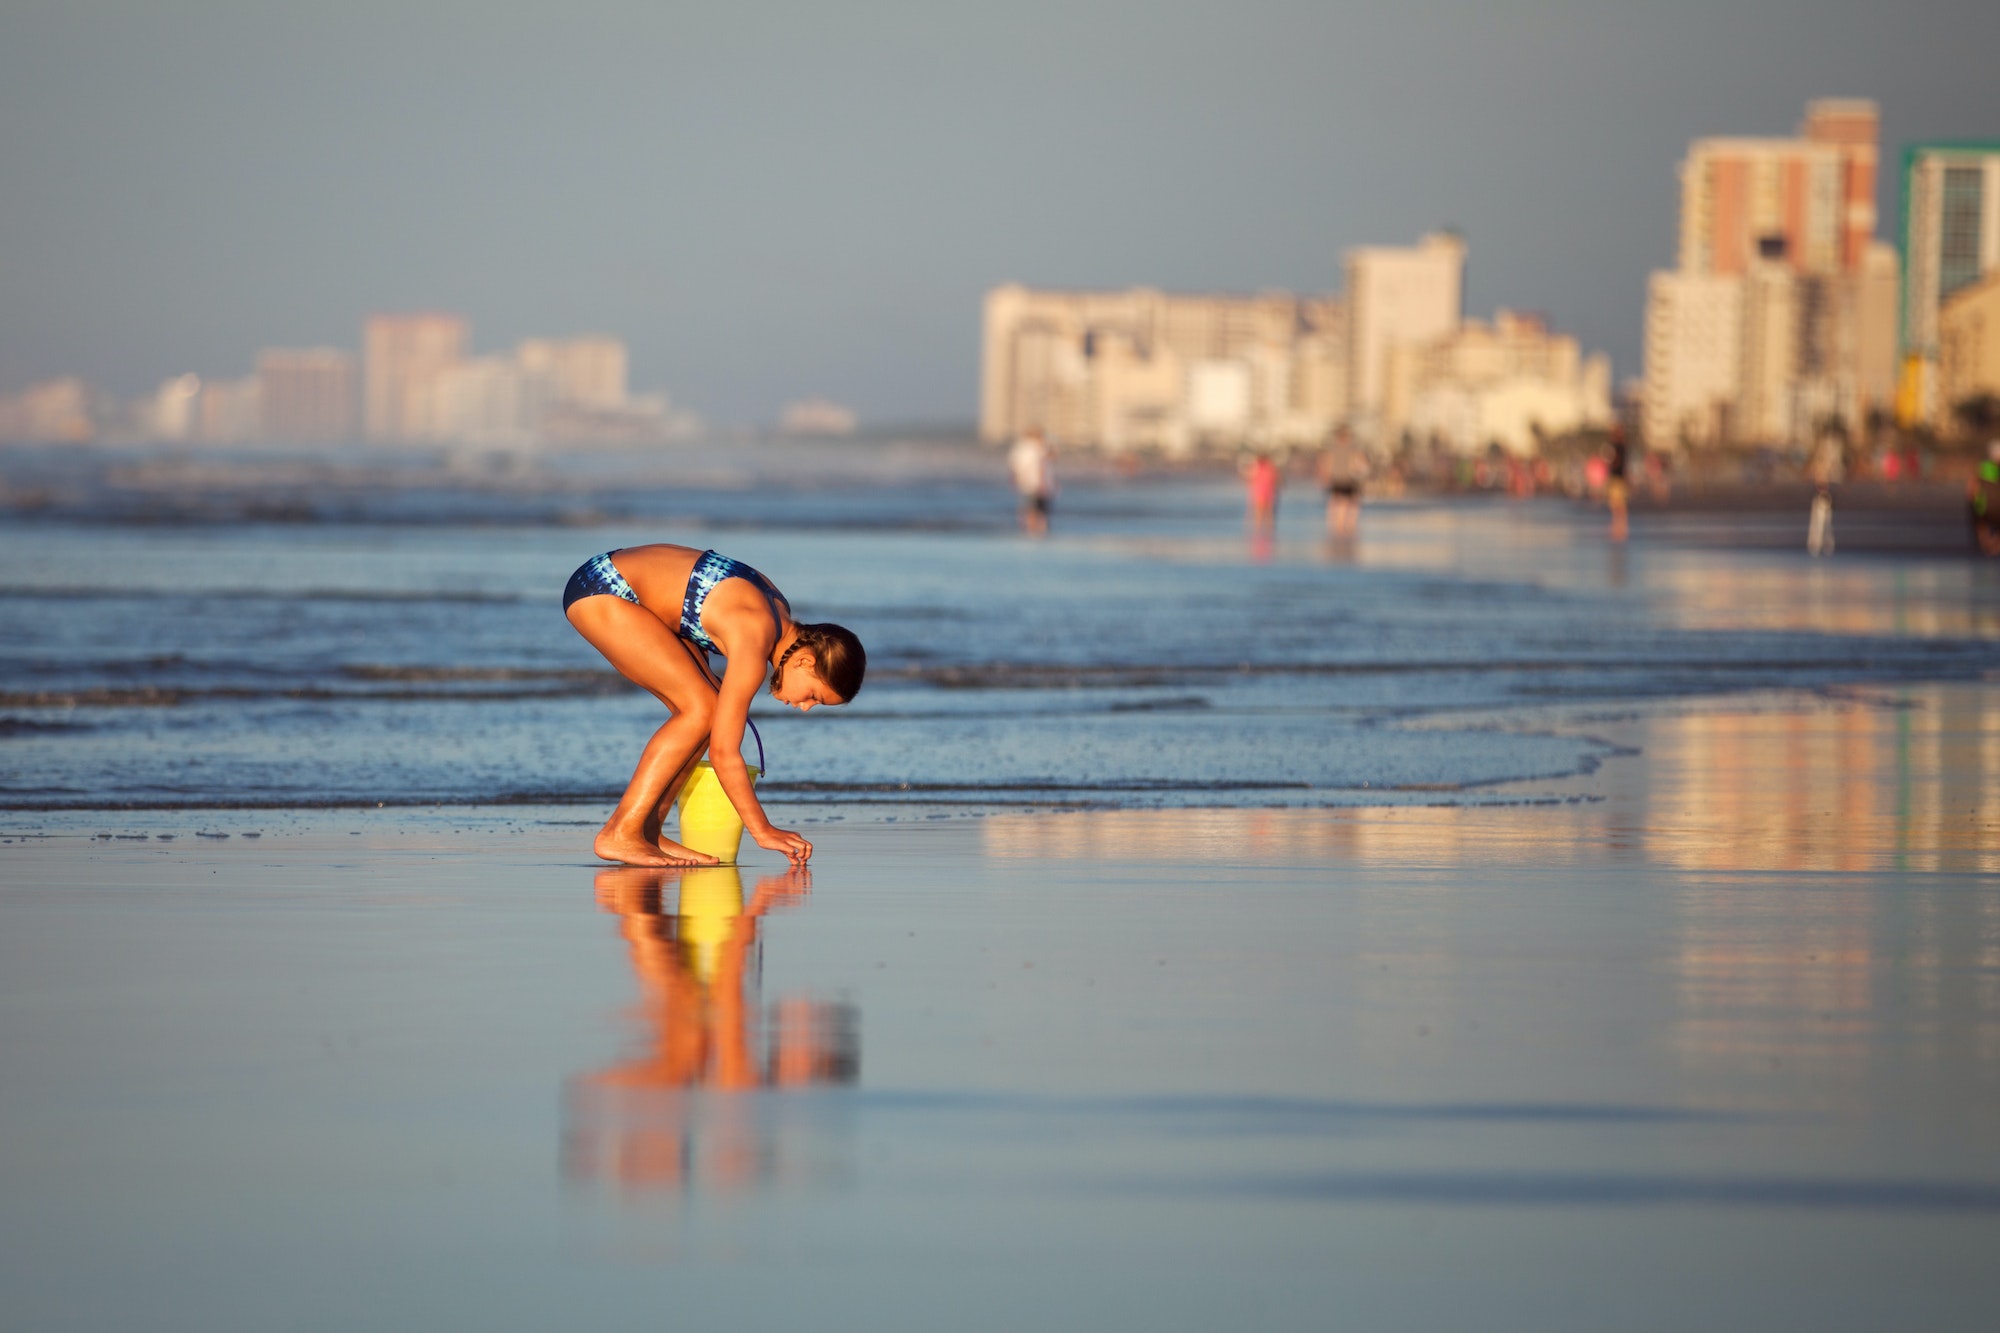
[3,0,1997,424]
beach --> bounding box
[3,448,1998,1328]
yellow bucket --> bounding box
[675,759,760,863]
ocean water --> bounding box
[3,442,1999,816]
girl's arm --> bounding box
[708,651,813,863]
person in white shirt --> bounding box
[1009,427,1057,535]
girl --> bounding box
[562,544,865,867]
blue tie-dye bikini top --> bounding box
[680,550,788,655]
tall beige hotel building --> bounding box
[1644,99,1899,449]
[364,313,469,443]
[256,347,357,442]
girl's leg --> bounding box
[640,744,709,850]
[640,634,725,849]
[567,595,723,866]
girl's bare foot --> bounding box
[594,827,678,866]
[596,809,718,866]
[653,835,720,867]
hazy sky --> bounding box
[2,0,1996,424]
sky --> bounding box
[2,0,1996,426]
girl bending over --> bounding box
[562,544,864,866]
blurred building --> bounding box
[537,392,683,445]
[424,356,529,447]
[1899,142,2000,426]
[1643,99,1899,449]
[397,335,666,446]
[1643,273,1742,447]
[257,347,356,442]
[8,321,675,450]
[0,377,95,442]
[1939,268,2000,416]
[1345,232,1466,437]
[980,283,1347,454]
[979,232,1616,456]
[517,335,666,444]
[364,313,468,442]
[1404,311,1611,455]
[197,376,262,444]
[146,374,203,442]
[1676,99,1879,278]
[780,398,859,436]
[518,336,628,412]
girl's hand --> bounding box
[752,824,813,864]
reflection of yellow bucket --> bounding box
[675,865,744,983]
[676,759,760,863]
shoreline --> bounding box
[6,680,1992,875]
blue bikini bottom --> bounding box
[561,551,639,613]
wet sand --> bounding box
[3,688,1997,1330]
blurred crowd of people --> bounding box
[1005,421,2000,555]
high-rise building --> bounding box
[980,284,1345,453]
[1939,269,2000,418]
[0,378,95,443]
[426,356,529,446]
[1677,99,1878,278]
[981,234,1607,455]
[1899,142,2000,424]
[257,347,356,442]
[517,336,628,411]
[1835,241,1903,416]
[1405,311,1611,456]
[364,313,468,442]
[1642,273,1742,448]
[1736,264,1802,443]
[197,377,262,444]
[148,374,203,442]
[1644,100,1899,448]
[1344,232,1465,435]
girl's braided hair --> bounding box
[771,622,866,702]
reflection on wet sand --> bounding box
[563,865,858,1196]
[1670,877,1881,1079]
[1669,862,2000,1093]
[1643,559,2000,638]
[981,684,2000,875]
[981,686,2000,1103]
[1638,688,2000,875]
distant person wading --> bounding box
[561,544,865,867]
[1318,426,1367,539]
[1010,427,1057,535]
[1604,425,1631,543]
[1243,452,1282,533]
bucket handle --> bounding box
[678,633,767,776]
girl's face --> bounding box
[770,652,844,712]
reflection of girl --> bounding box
[563,544,865,866]
[590,865,814,1090]
[566,865,857,1194]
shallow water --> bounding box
[4,449,1998,814]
